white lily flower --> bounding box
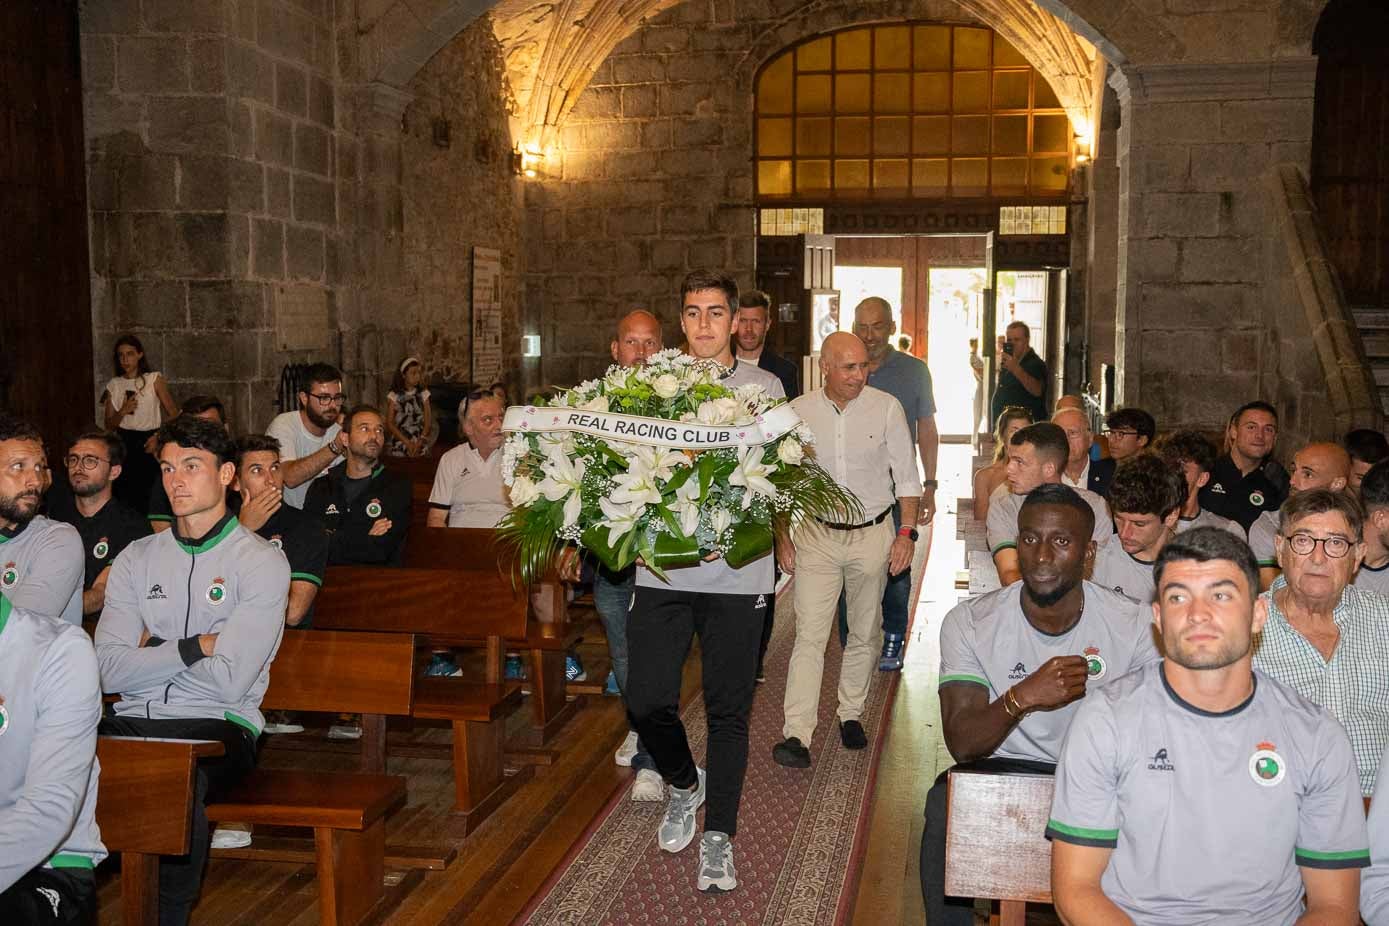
[710,507,732,537]
[670,475,703,537]
[538,448,586,528]
[597,497,645,546]
[610,452,664,506]
[604,367,631,391]
[509,474,541,506]
[729,446,778,509]
[631,445,688,482]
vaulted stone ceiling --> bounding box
[360,0,1101,151]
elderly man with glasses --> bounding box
[1252,488,1389,797]
[265,362,348,509]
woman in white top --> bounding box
[99,334,178,512]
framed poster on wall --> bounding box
[471,246,503,386]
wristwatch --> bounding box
[922,479,939,489]
[898,526,920,542]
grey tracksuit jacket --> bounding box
[0,515,84,625]
[95,513,289,736]
[0,596,106,892]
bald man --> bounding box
[612,309,663,367]
[849,298,938,671]
[1249,441,1351,589]
[775,333,921,766]
[1053,407,1115,498]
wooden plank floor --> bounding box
[95,444,1045,926]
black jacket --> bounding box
[303,463,412,566]
[1087,457,1116,499]
[758,350,800,400]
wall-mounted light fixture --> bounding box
[1074,132,1094,165]
[513,144,545,178]
[522,334,542,358]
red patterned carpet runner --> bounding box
[517,573,917,926]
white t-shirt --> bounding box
[428,443,510,528]
[265,410,342,509]
[103,372,164,431]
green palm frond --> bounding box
[494,505,564,590]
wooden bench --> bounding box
[944,770,1055,926]
[311,572,536,826]
[95,736,225,926]
[402,526,586,746]
[206,630,417,925]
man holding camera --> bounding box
[991,321,1048,426]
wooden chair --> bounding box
[95,736,225,926]
[944,770,1056,926]
[205,631,419,925]
[308,577,535,830]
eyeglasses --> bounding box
[1107,429,1139,438]
[1283,533,1354,558]
[65,454,110,471]
[307,393,346,406]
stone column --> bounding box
[1111,58,1318,434]
[1082,82,1120,394]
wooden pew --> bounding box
[311,572,536,828]
[944,770,1055,926]
[96,736,225,926]
[205,630,417,925]
[402,526,584,745]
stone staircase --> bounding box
[1352,306,1389,414]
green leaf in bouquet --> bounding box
[663,464,695,494]
[580,524,638,573]
[697,453,717,498]
[770,458,864,529]
[723,520,774,569]
[655,502,685,538]
[494,505,563,590]
[650,531,702,571]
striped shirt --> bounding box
[1252,576,1389,795]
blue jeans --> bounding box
[837,501,911,643]
[594,564,654,771]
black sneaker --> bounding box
[840,720,868,750]
[772,737,811,768]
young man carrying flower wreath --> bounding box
[498,271,859,894]
[624,271,786,893]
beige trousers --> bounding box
[783,518,894,746]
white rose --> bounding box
[776,437,805,465]
[696,397,739,426]
[652,373,681,399]
[580,395,610,413]
[509,474,541,506]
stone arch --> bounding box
[358,0,1178,151]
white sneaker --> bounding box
[211,823,253,849]
[614,730,640,767]
[697,831,737,893]
[327,724,362,741]
[631,768,664,802]
[262,711,304,735]
[658,767,705,853]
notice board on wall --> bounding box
[471,247,503,386]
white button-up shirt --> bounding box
[790,385,922,518]
[1061,458,1090,490]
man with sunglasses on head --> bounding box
[47,430,151,620]
[1252,489,1389,797]
[266,363,347,509]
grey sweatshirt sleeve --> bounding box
[8,525,83,623]
[94,545,188,692]
[182,550,289,704]
[0,630,101,892]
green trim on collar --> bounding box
[0,595,10,637]
[372,464,385,479]
[175,516,240,555]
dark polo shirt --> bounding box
[1197,455,1286,532]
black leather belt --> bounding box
[816,507,893,531]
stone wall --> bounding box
[82,0,341,432]
[398,19,526,393]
